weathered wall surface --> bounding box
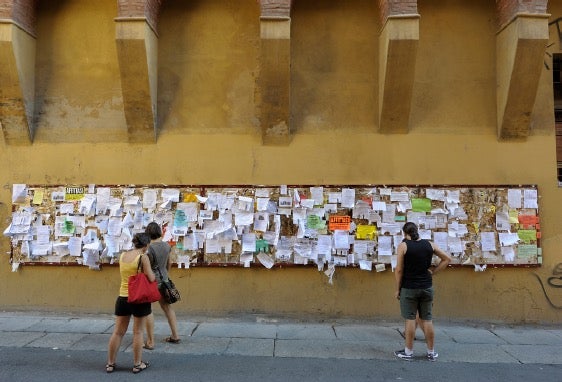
[0,0,561,323]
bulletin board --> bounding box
[3,184,541,269]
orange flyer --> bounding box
[329,215,351,231]
[518,215,539,226]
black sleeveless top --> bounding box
[401,239,434,289]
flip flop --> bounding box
[105,363,116,373]
[143,343,154,350]
[164,336,180,344]
[132,361,149,374]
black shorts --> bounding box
[399,287,434,321]
[114,296,152,318]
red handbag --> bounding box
[127,255,161,304]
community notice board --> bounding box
[3,184,541,269]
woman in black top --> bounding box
[394,222,451,361]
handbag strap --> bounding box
[148,248,165,280]
[136,254,143,273]
[155,262,165,281]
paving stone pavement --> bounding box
[0,311,560,364]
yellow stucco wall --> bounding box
[0,0,561,323]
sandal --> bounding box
[105,363,116,373]
[143,343,154,350]
[164,336,180,344]
[132,361,149,374]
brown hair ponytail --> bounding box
[402,222,420,241]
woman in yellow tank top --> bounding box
[106,233,155,374]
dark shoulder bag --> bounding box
[154,259,181,304]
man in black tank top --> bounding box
[394,222,451,361]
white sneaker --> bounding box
[394,349,414,360]
[427,351,438,361]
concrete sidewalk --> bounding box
[0,311,560,365]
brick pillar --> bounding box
[115,0,162,143]
[379,0,418,26]
[378,1,419,133]
[496,0,548,31]
[258,0,292,145]
[0,0,37,145]
[496,0,549,139]
[117,0,162,34]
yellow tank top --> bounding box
[119,253,142,297]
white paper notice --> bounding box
[480,232,496,252]
[523,189,538,209]
[68,237,82,257]
[333,230,350,249]
[446,190,460,203]
[498,232,519,246]
[379,223,401,235]
[257,253,275,269]
[382,204,396,224]
[501,246,516,262]
[328,192,341,204]
[107,217,122,236]
[353,240,368,255]
[341,188,355,208]
[79,194,96,215]
[278,196,292,208]
[433,232,448,253]
[496,210,511,231]
[310,187,324,206]
[390,191,409,202]
[253,213,269,232]
[177,202,199,222]
[96,187,110,214]
[426,189,445,201]
[419,229,432,240]
[448,221,468,237]
[255,188,270,198]
[507,189,522,209]
[372,201,386,211]
[36,225,51,244]
[235,211,254,226]
[12,184,27,203]
[317,235,332,255]
[242,233,256,252]
[240,253,253,267]
[359,259,372,271]
[448,237,463,253]
[142,189,157,210]
[256,198,270,212]
[161,189,180,202]
[204,238,219,254]
[301,199,315,209]
[377,236,393,256]
[379,188,391,196]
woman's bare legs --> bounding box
[159,299,179,341]
[144,312,155,348]
[107,315,130,366]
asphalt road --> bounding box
[1,347,560,382]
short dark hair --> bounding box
[402,222,420,241]
[145,222,162,240]
[132,232,151,249]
